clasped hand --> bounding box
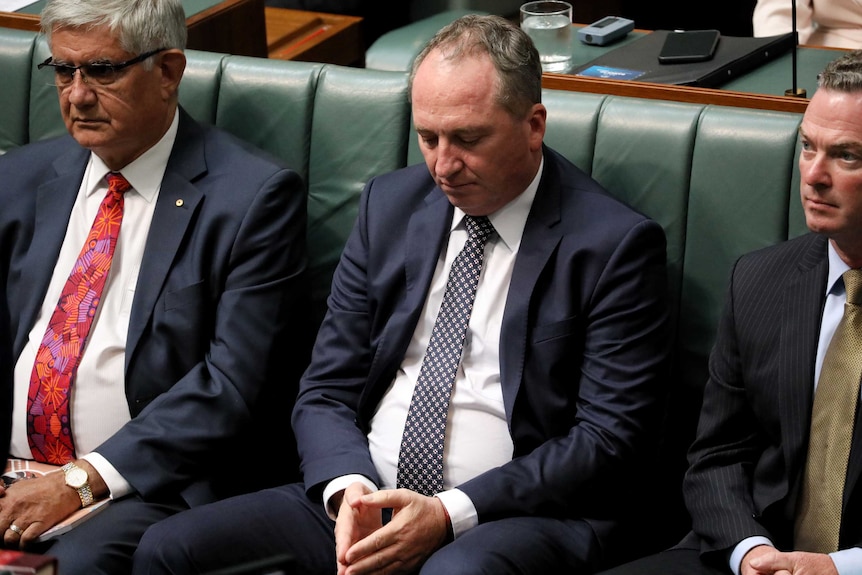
[334,483,450,575]
[0,470,80,548]
[743,544,839,575]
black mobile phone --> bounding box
[658,30,720,64]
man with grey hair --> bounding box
[132,14,669,575]
[0,0,308,572]
[599,49,862,575]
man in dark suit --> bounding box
[132,14,669,575]
[0,281,10,471]
[0,0,307,573]
[599,50,862,575]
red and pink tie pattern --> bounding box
[27,172,130,464]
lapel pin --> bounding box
[175,199,184,207]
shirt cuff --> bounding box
[81,452,132,500]
[830,547,862,575]
[730,536,773,575]
[435,488,477,539]
[322,474,378,521]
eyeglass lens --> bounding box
[39,48,166,87]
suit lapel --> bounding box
[14,144,88,356]
[365,188,451,399]
[125,110,205,364]
[499,150,563,421]
[779,235,828,482]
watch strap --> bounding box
[60,462,95,507]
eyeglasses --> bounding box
[37,48,168,87]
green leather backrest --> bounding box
[681,107,801,386]
[216,55,323,184]
[0,28,36,153]
[304,65,411,326]
[591,97,701,331]
[28,36,65,143]
[789,138,808,239]
[365,9,488,72]
[180,49,227,125]
[541,90,803,547]
[542,90,605,179]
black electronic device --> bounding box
[577,16,635,46]
[657,29,721,64]
[571,30,795,88]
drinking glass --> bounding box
[520,1,574,73]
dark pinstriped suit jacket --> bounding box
[682,232,862,560]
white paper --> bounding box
[0,0,38,12]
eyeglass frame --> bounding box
[37,47,169,87]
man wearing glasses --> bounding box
[0,0,308,573]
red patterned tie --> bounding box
[27,172,130,464]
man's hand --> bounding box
[0,460,104,548]
[336,487,450,575]
[743,545,839,575]
[335,482,382,574]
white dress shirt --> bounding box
[10,111,178,498]
[324,158,543,537]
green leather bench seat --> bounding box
[1,28,806,557]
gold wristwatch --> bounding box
[61,462,94,508]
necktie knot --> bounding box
[465,215,494,244]
[844,269,862,306]
[105,172,131,196]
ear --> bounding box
[158,49,186,99]
[527,103,547,152]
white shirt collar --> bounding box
[826,240,853,296]
[85,109,180,203]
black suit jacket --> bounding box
[0,108,308,505]
[684,232,862,558]
[292,147,670,553]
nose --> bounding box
[434,140,463,180]
[65,71,97,106]
[800,152,830,190]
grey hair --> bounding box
[817,50,862,92]
[408,14,542,118]
[41,0,186,68]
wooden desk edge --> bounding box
[265,8,362,65]
[0,12,38,32]
[542,73,809,114]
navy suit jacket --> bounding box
[0,278,10,469]
[684,232,862,559]
[0,108,308,506]
[292,146,670,552]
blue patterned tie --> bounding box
[396,215,495,496]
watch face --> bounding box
[65,467,87,489]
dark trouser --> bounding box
[596,546,728,575]
[25,494,187,575]
[132,482,605,575]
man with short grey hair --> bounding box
[0,0,308,572]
